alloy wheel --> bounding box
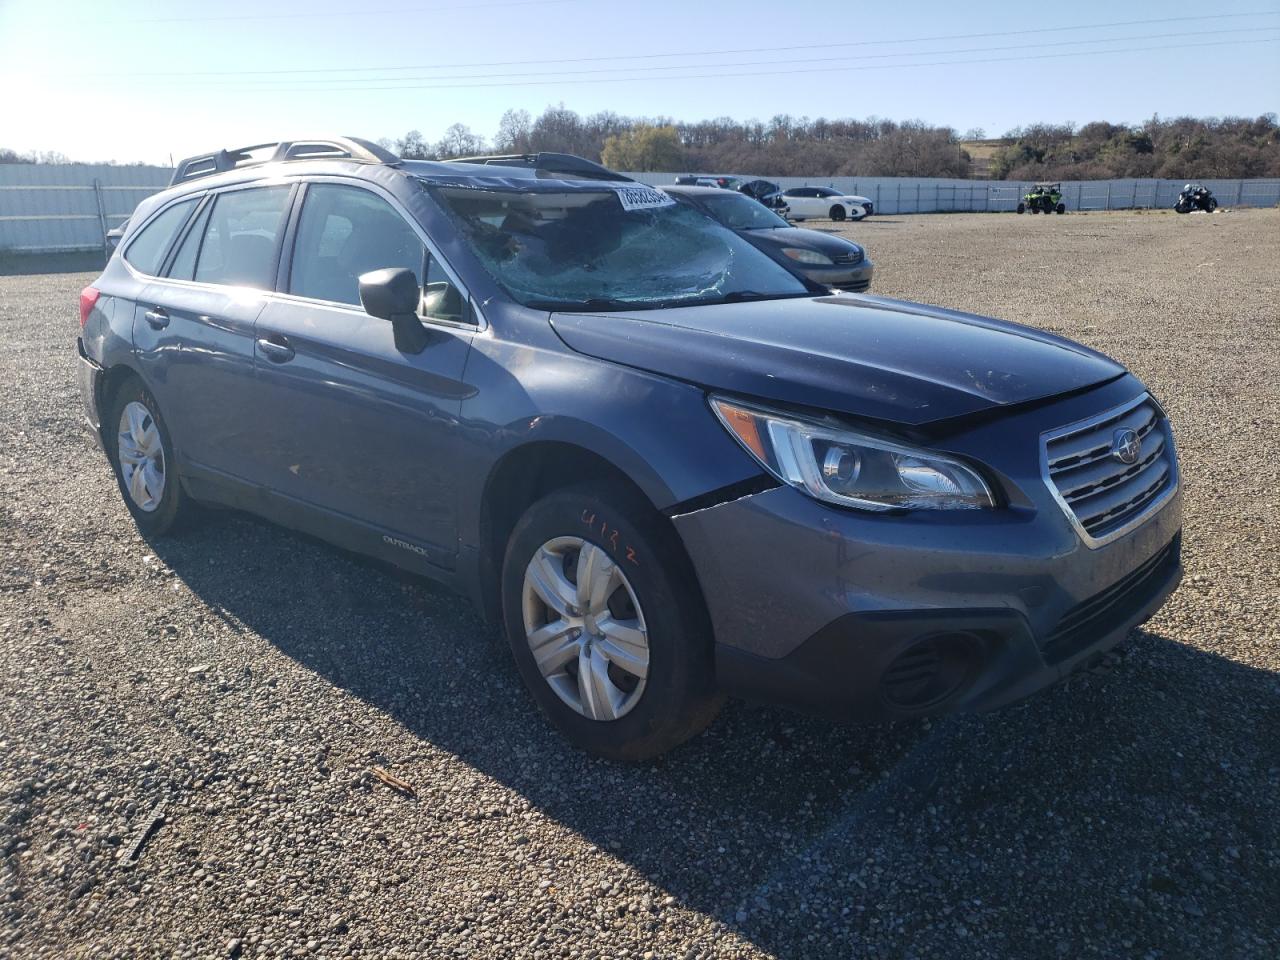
[521,536,649,721]
[117,400,166,512]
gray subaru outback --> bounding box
[76,138,1182,760]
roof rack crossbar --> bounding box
[452,152,630,182]
[169,137,398,186]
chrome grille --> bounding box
[1042,395,1178,546]
[832,250,864,265]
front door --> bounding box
[250,181,476,568]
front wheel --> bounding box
[501,488,723,761]
[1016,202,1026,214]
[1055,203,1066,214]
[829,205,847,221]
[107,378,190,535]
[1174,201,1191,214]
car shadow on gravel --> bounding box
[148,514,1280,960]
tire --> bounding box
[500,487,723,761]
[1206,198,1218,212]
[106,377,189,536]
[829,205,846,221]
[1055,203,1066,214]
[1174,202,1190,214]
[1016,203,1026,214]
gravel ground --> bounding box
[1,209,1278,959]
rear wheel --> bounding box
[1055,203,1066,214]
[829,205,846,221]
[1016,202,1026,214]
[501,488,722,761]
[1206,198,1218,212]
[107,378,189,536]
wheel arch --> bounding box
[473,440,710,634]
[96,362,148,449]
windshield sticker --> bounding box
[613,184,676,212]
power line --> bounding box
[177,37,1280,94]
[62,10,1280,78]
[127,27,1278,88]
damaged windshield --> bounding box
[434,184,808,310]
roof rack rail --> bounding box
[169,137,399,186]
[452,152,631,182]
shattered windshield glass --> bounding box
[434,185,808,310]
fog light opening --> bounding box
[881,631,981,710]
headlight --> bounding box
[781,247,834,265]
[710,398,995,511]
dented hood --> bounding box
[549,294,1125,427]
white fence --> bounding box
[625,172,1280,215]
[0,163,172,256]
[3,162,1278,256]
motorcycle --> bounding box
[1174,185,1217,213]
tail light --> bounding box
[79,286,101,328]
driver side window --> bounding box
[290,184,423,306]
[289,183,471,323]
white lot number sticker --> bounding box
[613,184,676,211]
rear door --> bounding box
[250,179,476,567]
[133,183,295,482]
[785,188,818,218]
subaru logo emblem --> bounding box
[1111,427,1141,465]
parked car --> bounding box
[78,140,1182,761]
[673,175,744,189]
[673,175,789,214]
[662,185,872,291]
[781,186,873,221]
[737,178,790,214]
[1174,184,1217,213]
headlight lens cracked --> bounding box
[711,397,995,511]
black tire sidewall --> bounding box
[107,379,184,536]
[500,488,718,761]
[830,205,846,221]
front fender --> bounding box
[454,331,764,549]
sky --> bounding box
[1,0,1277,165]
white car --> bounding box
[780,186,873,221]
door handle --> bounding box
[257,335,295,363]
[143,308,169,330]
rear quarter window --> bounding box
[122,198,198,276]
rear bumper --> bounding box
[76,336,105,450]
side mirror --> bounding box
[358,267,429,354]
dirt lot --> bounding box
[2,209,1278,959]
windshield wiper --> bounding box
[716,290,810,304]
[526,297,641,312]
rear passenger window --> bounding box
[166,203,211,281]
[122,199,198,276]
[193,186,292,290]
[289,184,425,306]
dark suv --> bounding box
[77,138,1182,760]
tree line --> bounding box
[384,107,1280,180]
[5,109,1276,179]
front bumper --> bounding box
[799,258,875,292]
[673,382,1183,721]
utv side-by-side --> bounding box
[1017,183,1066,215]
